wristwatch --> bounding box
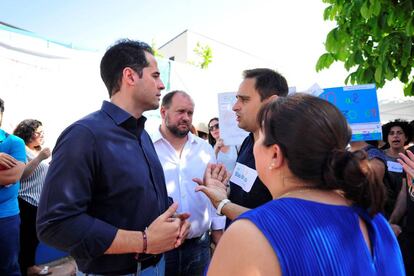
[216,199,231,216]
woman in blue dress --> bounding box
[198,94,404,275]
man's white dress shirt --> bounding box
[152,129,225,238]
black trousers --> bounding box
[398,231,414,276]
[18,198,39,276]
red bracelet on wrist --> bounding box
[142,228,148,254]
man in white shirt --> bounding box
[152,91,225,276]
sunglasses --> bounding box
[209,123,219,131]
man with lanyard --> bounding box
[37,40,190,276]
[0,97,26,276]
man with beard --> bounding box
[152,91,225,276]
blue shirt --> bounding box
[36,101,169,275]
[239,198,405,275]
[0,129,26,218]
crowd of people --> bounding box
[1,38,414,276]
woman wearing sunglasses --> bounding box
[208,117,238,174]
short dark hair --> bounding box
[257,94,385,215]
[382,119,412,145]
[100,39,154,97]
[0,98,4,113]
[13,119,43,144]
[161,90,191,108]
[243,68,288,101]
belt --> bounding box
[186,232,209,243]
[137,254,161,270]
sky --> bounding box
[0,0,331,52]
[0,0,406,97]
[1,0,412,147]
[0,1,350,89]
[1,0,411,101]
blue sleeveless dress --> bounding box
[238,198,405,275]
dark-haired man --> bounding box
[195,68,289,223]
[0,97,26,276]
[37,40,190,276]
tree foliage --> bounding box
[192,42,213,69]
[151,39,164,58]
[316,0,414,96]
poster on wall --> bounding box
[313,84,382,142]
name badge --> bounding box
[230,162,258,192]
[387,161,403,173]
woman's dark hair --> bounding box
[382,119,412,146]
[257,93,385,215]
[13,119,42,144]
[208,117,219,146]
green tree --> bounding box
[151,39,164,58]
[316,0,414,96]
[192,42,213,69]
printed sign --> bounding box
[315,84,382,142]
[217,92,248,146]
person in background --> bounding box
[152,91,225,276]
[0,97,26,276]
[36,39,190,276]
[407,120,414,148]
[390,147,414,275]
[199,94,404,275]
[382,119,412,216]
[208,117,238,174]
[349,140,391,216]
[13,119,51,276]
[196,122,209,140]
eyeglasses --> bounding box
[209,123,219,131]
[34,131,44,137]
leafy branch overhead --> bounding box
[151,39,164,58]
[316,0,414,96]
[192,42,213,69]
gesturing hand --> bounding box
[398,151,414,181]
[0,152,17,170]
[193,163,230,208]
[145,203,182,254]
[174,212,191,248]
[214,139,224,155]
[38,147,51,161]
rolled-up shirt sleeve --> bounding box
[211,213,226,230]
[36,124,117,260]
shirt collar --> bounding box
[101,101,147,137]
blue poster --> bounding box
[318,84,382,142]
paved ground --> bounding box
[34,257,77,276]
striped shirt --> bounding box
[18,148,49,206]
